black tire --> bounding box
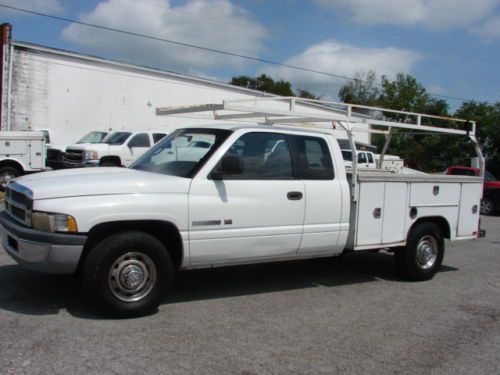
[0,166,20,192]
[394,222,444,281]
[100,161,118,167]
[480,198,495,216]
[82,231,173,318]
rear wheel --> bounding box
[0,166,20,192]
[82,231,173,317]
[100,161,118,167]
[395,222,444,281]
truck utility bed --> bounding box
[347,170,483,250]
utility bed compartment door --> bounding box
[28,140,45,169]
[356,182,407,246]
[1,139,27,156]
[356,182,384,245]
[457,183,482,237]
[382,183,407,243]
[410,183,460,206]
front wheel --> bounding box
[394,222,444,281]
[82,231,173,317]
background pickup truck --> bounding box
[0,124,484,317]
[46,130,109,170]
[63,130,168,168]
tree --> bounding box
[229,74,321,99]
[338,70,379,106]
[338,72,478,172]
[296,88,322,100]
[455,101,500,177]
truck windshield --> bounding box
[77,131,108,144]
[130,128,232,178]
[103,132,132,145]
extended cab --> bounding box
[63,130,167,168]
[0,123,485,317]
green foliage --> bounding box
[455,101,500,177]
[229,74,320,99]
[296,88,322,100]
[338,71,379,106]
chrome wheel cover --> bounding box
[480,199,493,215]
[108,252,157,302]
[416,235,438,270]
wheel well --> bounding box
[99,156,122,166]
[409,216,451,240]
[0,159,24,174]
[78,220,184,272]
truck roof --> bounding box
[176,123,334,136]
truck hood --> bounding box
[14,168,191,200]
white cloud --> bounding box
[260,40,421,97]
[61,0,267,73]
[472,15,500,41]
[0,0,64,15]
[315,0,500,33]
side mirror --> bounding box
[210,155,244,180]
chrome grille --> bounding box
[4,182,33,227]
[64,149,84,163]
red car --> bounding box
[446,166,500,189]
[446,166,500,215]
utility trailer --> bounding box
[0,97,485,317]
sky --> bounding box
[0,0,499,111]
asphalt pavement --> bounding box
[0,216,498,374]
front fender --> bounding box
[33,193,189,234]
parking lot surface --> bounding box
[0,216,498,375]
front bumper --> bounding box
[63,159,99,168]
[0,211,87,274]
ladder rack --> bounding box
[157,96,475,136]
[156,96,484,200]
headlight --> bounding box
[84,150,99,160]
[31,212,78,233]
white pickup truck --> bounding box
[63,130,168,168]
[46,130,109,170]
[0,99,486,317]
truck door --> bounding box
[290,135,345,255]
[357,152,369,168]
[188,132,305,265]
[124,133,151,165]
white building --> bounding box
[0,24,370,145]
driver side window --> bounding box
[214,132,293,180]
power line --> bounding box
[0,3,491,104]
